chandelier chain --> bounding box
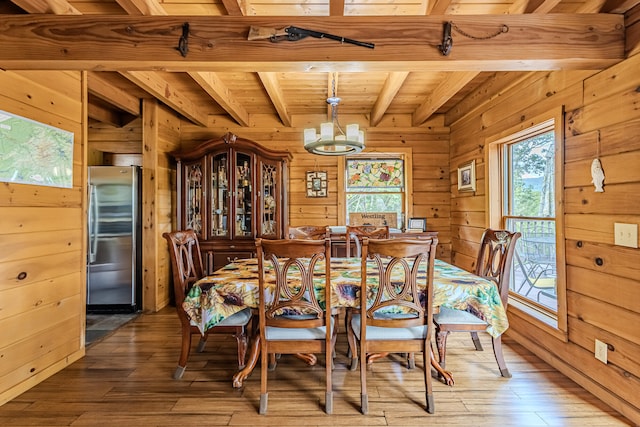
[450,22,508,40]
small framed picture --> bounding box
[306,171,327,197]
[407,217,427,232]
[457,160,476,191]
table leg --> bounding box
[430,344,454,386]
[232,335,260,388]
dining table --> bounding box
[183,257,509,388]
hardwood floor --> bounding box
[0,307,633,426]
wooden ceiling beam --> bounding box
[121,71,208,126]
[0,15,624,71]
[115,0,167,15]
[330,0,345,16]
[427,0,453,14]
[10,0,80,14]
[532,0,563,13]
[88,72,141,116]
[257,72,291,127]
[188,71,250,126]
[88,102,127,127]
[221,0,246,16]
[576,0,608,12]
[370,72,409,127]
[412,71,479,126]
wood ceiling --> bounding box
[3,0,639,130]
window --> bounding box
[487,110,566,336]
[338,150,412,229]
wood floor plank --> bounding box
[0,307,633,426]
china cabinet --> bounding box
[171,133,291,273]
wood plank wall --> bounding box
[448,55,640,424]
[179,119,453,261]
[0,70,86,405]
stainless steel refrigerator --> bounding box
[87,166,142,313]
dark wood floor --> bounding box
[0,307,633,426]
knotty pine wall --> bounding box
[0,70,87,405]
[448,54,640,424]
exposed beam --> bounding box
[370,72,409,127]
[187,72,250,126]
[88,72,141,116]
[602,0,640,13]
[576,0,608,12]
[427,0,452,14]
[10,0,80,14]
[0,15,625,71]
[257,72,291,127]
[88,102,126,127]
[507,0,530,14]
[220,0,246,16]
[115,0,167,15]
[412,71,479,126]
[121,71,208,126]
[533,0,562,13]
[330,0,345,16]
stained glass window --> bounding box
[346,159,404,192]
[346,158,405,228]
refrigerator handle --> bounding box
[88,184,99,263]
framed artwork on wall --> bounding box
[457,160,476,191]
[407,217,427,232]
[306,171,327,197]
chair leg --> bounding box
[259,393,268,415]
[196,332,208,353]
[407,352,416,369]
[260,337,268,414]
[174,327,193,380]
[435,329,450,370]
[360,342,368,415]
[470,331,484,351]
[424,350,435,414]
[491,335,512,378]
[268,353,277,371]
[233,327,248,369]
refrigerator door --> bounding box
[87,166,141,312]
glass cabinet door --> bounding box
[185,161,203,236]
[261,161,278,237]
[211,153,229,237]
[235,152,252,237]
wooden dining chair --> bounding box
[345,225,390,362]
[162,230,252,379]
[432,229,521,377]
[256,238,336,414]
[350,237,438,414]
[345,225,390,257]
[286,225,329,240]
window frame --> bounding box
[338,148,413,228]
[486,108,568,340]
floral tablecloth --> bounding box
[183,258,509,338]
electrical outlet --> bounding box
[614,223,638,248]
[595,339,608,364]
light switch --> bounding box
[614,223,638,248]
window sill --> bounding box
[508,298,568,342]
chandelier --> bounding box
[303,74,365,156]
